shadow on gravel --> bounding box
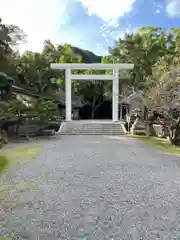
[129,135,180,156]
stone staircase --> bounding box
[59,120,127,135]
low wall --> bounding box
[153,124,169,137]
[131,120,146,135]
[130,122,169,137]
[8,124,42,137]
[153,124,163,136]
[8,120,61,138]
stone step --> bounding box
[62,126,125,129]
[64,127,122,131]
[62,130,125,132]
[59,121,126,135]
[62,131,125,133]
[61,132,126,136]
[62,127,125,130]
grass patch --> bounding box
[0,238,12,240]
[0,147,40,239]
[4,146,42,163]
[0,180,36,212]
[0,156,10,174]
[0,180,36,240]
[0,146,41,176]
[0,180,36,203]
[0,181,36,194]
[129,135,180,155]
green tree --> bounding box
[0,17,26,75]
[42,40,63,63]
[33,100,57,122]
[18,51,60,96]
[109,27,176,90]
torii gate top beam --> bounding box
[50,63,134,70]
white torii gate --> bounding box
[50,63,134,122]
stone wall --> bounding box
[8,123,42,138]
[153,124,169,137]
[8,119,61,138]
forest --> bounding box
[1,18,180,145]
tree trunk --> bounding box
[15,114,21,138]
[146,122,157,136]
[15,121,20,138]
[146,111,161,136]
[25,118,29,139]
[169,124,180,146]
[1,129,8,144]
[91,93,96,119]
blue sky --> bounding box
[0,0,180,55]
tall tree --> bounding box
[0,17,26,75]
[18,51,60,96]
[42,40,63,63]
[109,27,176,91]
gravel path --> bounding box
[1,135,180,239]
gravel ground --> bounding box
[1,135,180,239]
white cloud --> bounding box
[95,24,137,55]
[153,1,163,14]
[155,9,161,14]
[78,0,136,51]
[0,0,66,53]
[102,24,136,45]
[0,0,136,55]
[166,0,180,17]
[79,0,136,25]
